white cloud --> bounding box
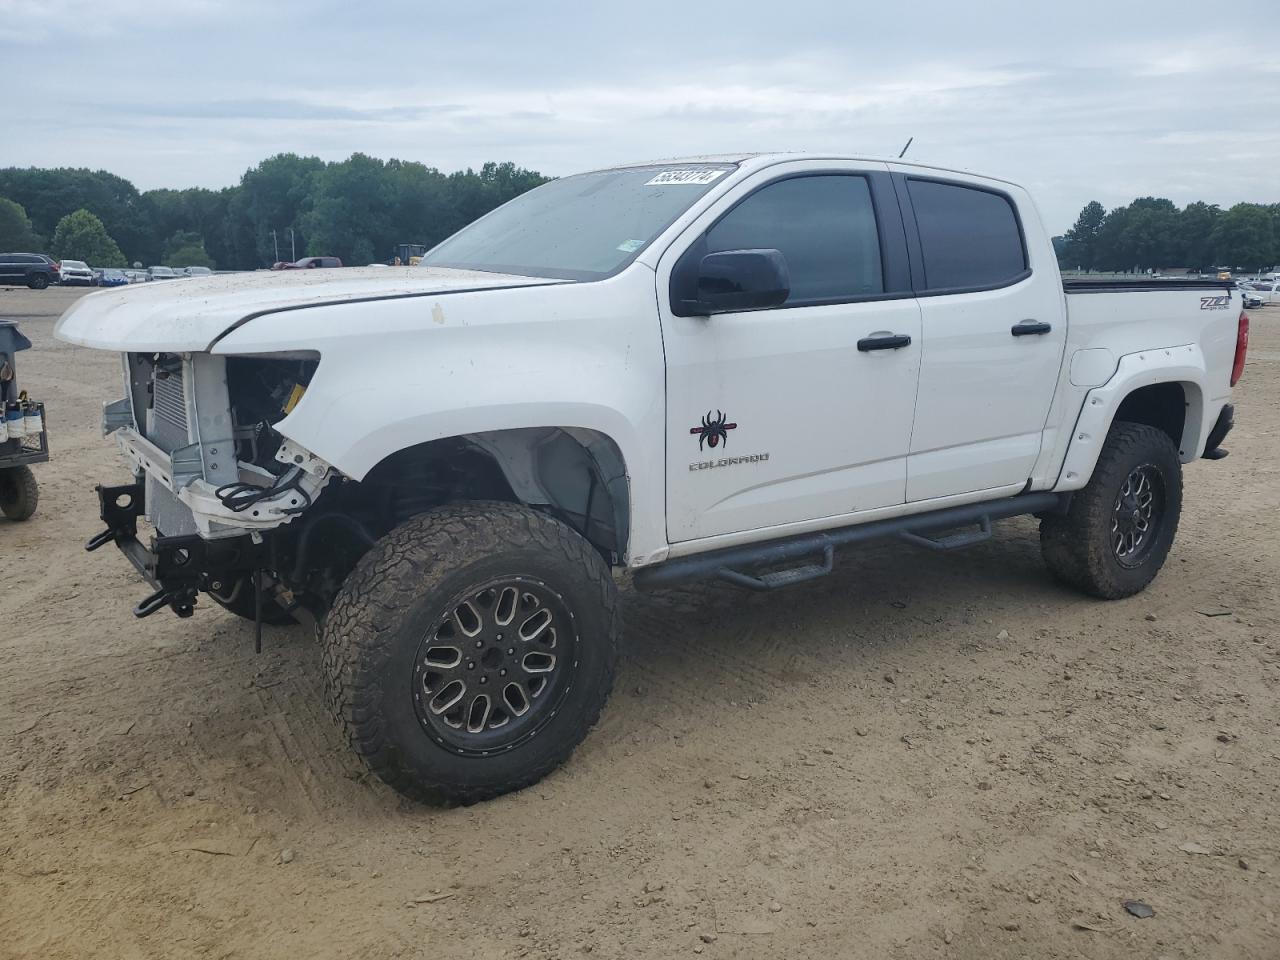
[2,0,1276,230]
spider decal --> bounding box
[689,410,738,450]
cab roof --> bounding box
[592,153,1021,188]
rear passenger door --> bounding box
[890,169,1067,502]
[0,256,21,283]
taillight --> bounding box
[1231,311,1249,387]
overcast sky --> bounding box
[2,0,1277,231]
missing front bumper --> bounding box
[85,481,266,619]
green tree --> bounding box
[50,208,127,266]
[0,197,40,250]
[301,153,396,263]
[228,153,325,267]
[0,167,154,262]
[163,229,215,268]
[1119,198,1181,270]
[1211,203,1275,271]
[1178,201,1220,271]
[1061,200,1106,270]
[1,155,550,270]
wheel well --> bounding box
[360,428,630,562]
[1113,382,1190,456]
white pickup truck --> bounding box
[56,154,1247,804]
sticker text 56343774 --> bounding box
[644,169,728,186]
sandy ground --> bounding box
[1,284,1277,960]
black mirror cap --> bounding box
[672,248,790,316]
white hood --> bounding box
[54,266,566,352]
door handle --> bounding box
[857,332,912,352]
[1011,320,1052,336]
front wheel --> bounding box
[1040,421,1182,599]
[0,465,38,520]
[322,502,619,805]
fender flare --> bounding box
[1054,344,1207,492]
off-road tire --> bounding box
[27,273,49,290]
[207,576,299,626]
[1040,421,1182,599]
[0,465,38,520]
[322,501,619,805]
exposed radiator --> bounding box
[149,367,190,451]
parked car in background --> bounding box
[182,266,213,278]
[98,268,129,288]
[1245,280,1279,305]
[0,253,60,289]
[59,259,95,286]
[148,266,179,281]
[1236,282,1263,309]
[272,256,343,270]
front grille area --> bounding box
[149,365,191,452]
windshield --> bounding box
[64,260,87,269]
[420,164,736,280]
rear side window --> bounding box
[704,175,884,304]
[906,179,1027,291]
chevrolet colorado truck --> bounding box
[56,154,1247,805]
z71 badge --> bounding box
[1200,295,1231,311]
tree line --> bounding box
[1056,197,1280,274]
[0,153,548,269]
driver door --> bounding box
[656,161,923,544]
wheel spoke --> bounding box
[522,650,556,674]
[454,600,483,637]
[423,645,461,668]
[519,607,553,643]
[429,679,466,715]
[503,681,531,717]
[466,694,492,733]
[494,586,519,626]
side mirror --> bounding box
[691,249,790,315]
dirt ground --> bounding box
[1,285,1277,960]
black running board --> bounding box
[634,492,1064,592]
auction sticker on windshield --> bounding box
[644,169,728,186]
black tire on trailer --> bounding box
[1039,421,1182,600]
[27,273,49,290]
[207,575,299,626]
[0,465,39,520]
[322,501,619,805]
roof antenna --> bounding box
[898,137,914,159]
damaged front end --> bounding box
[87,351,358,628]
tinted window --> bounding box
[907,179,1027,290]
[704,175,883,304]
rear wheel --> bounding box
[0,465,39,520]
[1040,421,1182,599]
[27,273,49,290]
[322,501,619,805]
